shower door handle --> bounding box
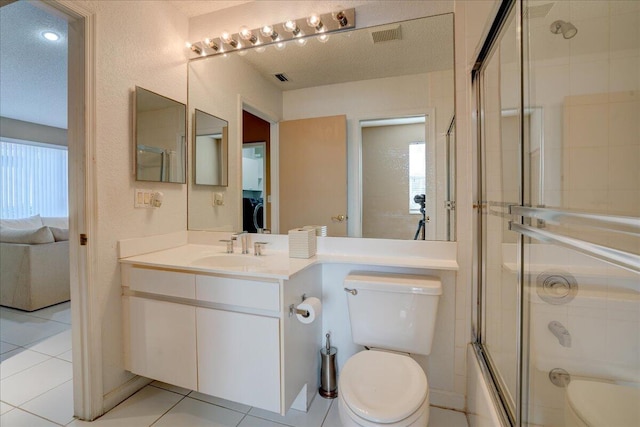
[332,214,347,222]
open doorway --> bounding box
[0,1,75,424]
[1,0,94,423]
[242,110,270,233]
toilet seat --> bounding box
[339,350,428,424]
[566,380,640,427]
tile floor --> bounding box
[0,303,469,427]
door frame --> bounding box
[48,0,101,420]
[354,108,435,238]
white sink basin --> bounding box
[191,254,265,268]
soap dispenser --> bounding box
[319,332,338,398]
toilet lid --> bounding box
[339,350,428,424]
[567,380,640,427]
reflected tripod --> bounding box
[413,194,428,240]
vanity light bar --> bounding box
[186,8,355,60]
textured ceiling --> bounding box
[225,13,454,91]
[0,1,68,129]
[168,0,253,18]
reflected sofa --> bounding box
[0,215,70,311]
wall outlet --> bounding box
[135,189,155,208]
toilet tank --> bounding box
[344,272,442,355]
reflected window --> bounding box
[409,141,425,213]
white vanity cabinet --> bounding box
[127,297,198,391]
[197,308,280,411]
[121,263,321,415]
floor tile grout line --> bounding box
[0,353,55,381]
[183,392,252,415]
[319,399,334,427]
[1,364,73,409]
[16,378,74,411]
[3,405,67,426]
[148,394,187,427]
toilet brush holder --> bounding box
[319,334,338,398]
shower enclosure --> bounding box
[474,1,639,425]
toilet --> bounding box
[338,272,442,427]
[565,380,640,427]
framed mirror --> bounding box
[134,86,186,183]
[194,109,228,186]
[188,13,454,240]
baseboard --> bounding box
[103,375,152,414]
[430,388,466,411]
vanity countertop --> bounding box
[119,243,458,280]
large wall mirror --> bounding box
[135,86,186,183]
[188,13,455,240]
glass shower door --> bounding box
[477,3,522,423]
[522,0,640,426]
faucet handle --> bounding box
[254,241,268,256]
[219,239,234,253]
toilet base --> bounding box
[338,392,429,427]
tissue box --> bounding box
[288,228,317,258]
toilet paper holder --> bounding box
[288,293,310,318]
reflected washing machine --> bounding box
[242,197,264,233]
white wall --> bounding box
[188,54,282,231]
[79,0,189,397]
[78,0,494,414]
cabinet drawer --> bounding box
[129,267,195,299]
[196,275,279,312]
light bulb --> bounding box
[42,31,60,41]
[204,38,219,51]
[260,25,279,41]
[239,26,258,44]
[221,31,238,48]
[283,19,300,36]
[332,11,348,27]
[306,14,323,32]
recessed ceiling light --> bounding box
[42,31,60,41]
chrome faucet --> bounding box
[548,321,571,347]
[233,231,250,254]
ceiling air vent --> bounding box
[370,24,402,44]
[274,73,289,82]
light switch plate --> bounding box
[135,189,154,208]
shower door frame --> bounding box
[472,0,525,426]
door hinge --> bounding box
[80,234,88,246]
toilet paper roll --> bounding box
[296,297,322,324]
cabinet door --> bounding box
[128,297,197,390]
[197,308,280,412]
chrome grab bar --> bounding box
[509,222,640,274]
